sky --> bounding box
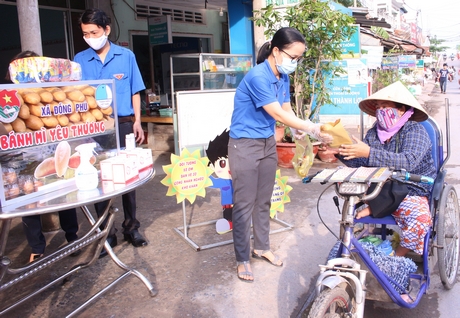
[402,0,460,51]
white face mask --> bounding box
[84,33,108,51]
[275,56,297,75]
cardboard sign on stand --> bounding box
[164,90,292,251]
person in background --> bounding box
[437,63,449,94]
[74,8,147,256]
[5,50,80,263]
[458,68,460,88]
[228,27,332,282]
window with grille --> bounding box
[135,1,205,25]
[265,0,299,6]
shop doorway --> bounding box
[131,33,212,98]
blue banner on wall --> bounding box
[340,25,360,59]
[382,56,398,70]
[398,55,416,69]
[319,60,368,115]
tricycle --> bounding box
[304,115,460,317]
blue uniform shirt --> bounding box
[74,42,145,116]
[230,60,290,139]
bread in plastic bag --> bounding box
[8,57,81,83]
[320,119,352,148]
[293,135,314,178]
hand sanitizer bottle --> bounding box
[75,142,98,191]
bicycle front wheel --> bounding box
[307,287,353,318]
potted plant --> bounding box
[253,1,356,165]
[275,123,297,168]
[275,121,286,143]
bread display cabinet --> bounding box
[169,53,253,93]
[0,79,119,208]
[169,53,253,154]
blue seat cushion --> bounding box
[354,215,396,225]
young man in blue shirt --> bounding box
[437,63,449,94]
[74,9,147,255]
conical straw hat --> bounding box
[359,81,428,122]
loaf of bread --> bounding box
[10,84,114,133]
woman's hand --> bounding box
[323,145,340,155]
[338,135,370,160]
[302,122,333,144]
[289,127,307,140]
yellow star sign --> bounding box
[270,169,292,218]
[161,148,213,204]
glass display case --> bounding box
[0,80,119,208]
[169,53,253,154]
[169,53,253,93]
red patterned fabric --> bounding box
[393,196,431,254]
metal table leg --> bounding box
[66,202,158,318]
[0,199,157,317]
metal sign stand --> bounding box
[173,200,293,251]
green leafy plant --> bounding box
[370,26,389,40]
[429,35,449,58]
[372,49,411,93]
[253,0,356,126]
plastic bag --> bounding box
[8,57,74,83]
[293,135,314,178]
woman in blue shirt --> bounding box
[229,27,332,282]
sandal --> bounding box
[252,249,283,267]
[29,253,43,263]
[236,261,254,283]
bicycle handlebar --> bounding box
[391,169,434,185]
[302,168,434,185]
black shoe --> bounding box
[67,239,82,257]
[99,234,118,259]
[70,249,82,257]
[124,230,148,247]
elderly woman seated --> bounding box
[333,81,436,257]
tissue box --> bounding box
[119,148,153,172]
[100,156,139,183]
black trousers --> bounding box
[95,121,140,235]
[22,208,78,254]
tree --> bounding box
[335,0,362,7]
[429,35,449,57]
[253,1,356,122]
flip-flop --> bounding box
[252,250,283,267]
[236,261,254,283]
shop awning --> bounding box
[401,44,423,54]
